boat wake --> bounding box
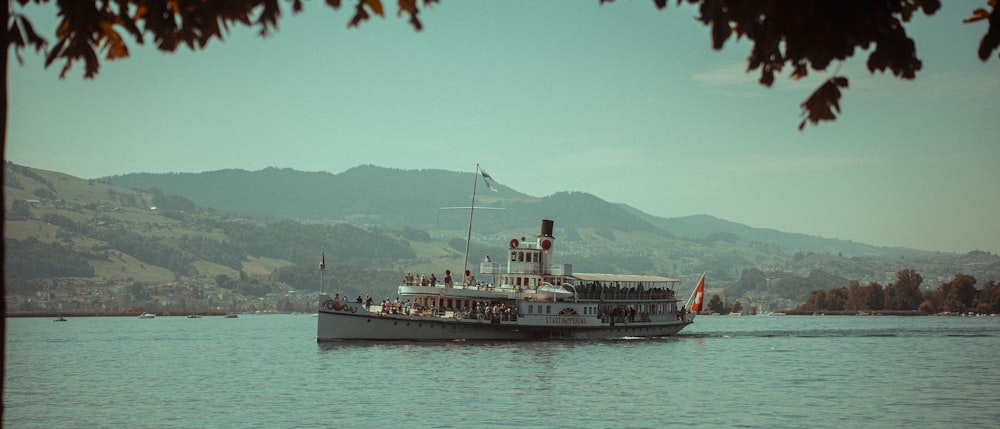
[683,327,999,339]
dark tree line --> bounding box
[148,187,196,212]
[4,237,95,283]
[728,267,849,303]
[705,294,744,315]
[271,263,401,300]
[7,206,418,286]
[798,269,1000,314]
[177,235,246,270]
[4,161,55,193]
[39,212,197,276]
[217,220,416,265]
[214,272,274,298]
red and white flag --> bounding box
[689,274,706,314]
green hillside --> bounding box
[6,162,1000,314]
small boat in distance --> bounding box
[224,313,238,318]
[137,312,156,319]
[54,315,67,322]
[187,314,202,318]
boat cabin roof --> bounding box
[570,273,680,284]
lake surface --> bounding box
[5,314,999,428]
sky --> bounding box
[7,1,1000,254]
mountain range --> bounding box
[6,162,999,309]
[101,165,934,258]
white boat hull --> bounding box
[317,302,691,341]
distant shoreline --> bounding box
[6,310,236,318]
[778,310,925,316]
[11,310,987,318]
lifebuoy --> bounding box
[510,238,519,248]
[323,300,335,310]
[540,239,551,250]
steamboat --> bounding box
[316,217,705,341]
[317,165,704,341]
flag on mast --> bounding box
[320,252,326,271]
[480,168,498,192]
[688,273,706,314]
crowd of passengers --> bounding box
[401,272,492,289]
[365,295,516,321]
[333,292,689,323]
[456,301,517,321]
[596,305,689,324]
[575,282,676,300]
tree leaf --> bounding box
[964,8,990,23]
[10,21,26,48]
[99,21,130,60]
[975,5,1000,60]
[365,0,385,17]
[349,1,371,28]
[798,76,849,131]
[18,15,47,50]
[44,39,66,68]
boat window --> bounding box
[528,304,533,313]
[510,253,516,262]
[546,305,551,314]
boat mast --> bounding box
[462,164,481,286]
[319,250,326,296]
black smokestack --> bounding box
[540,219,554,238]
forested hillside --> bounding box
[6,162,1000,315]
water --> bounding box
[5,315,999,428]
